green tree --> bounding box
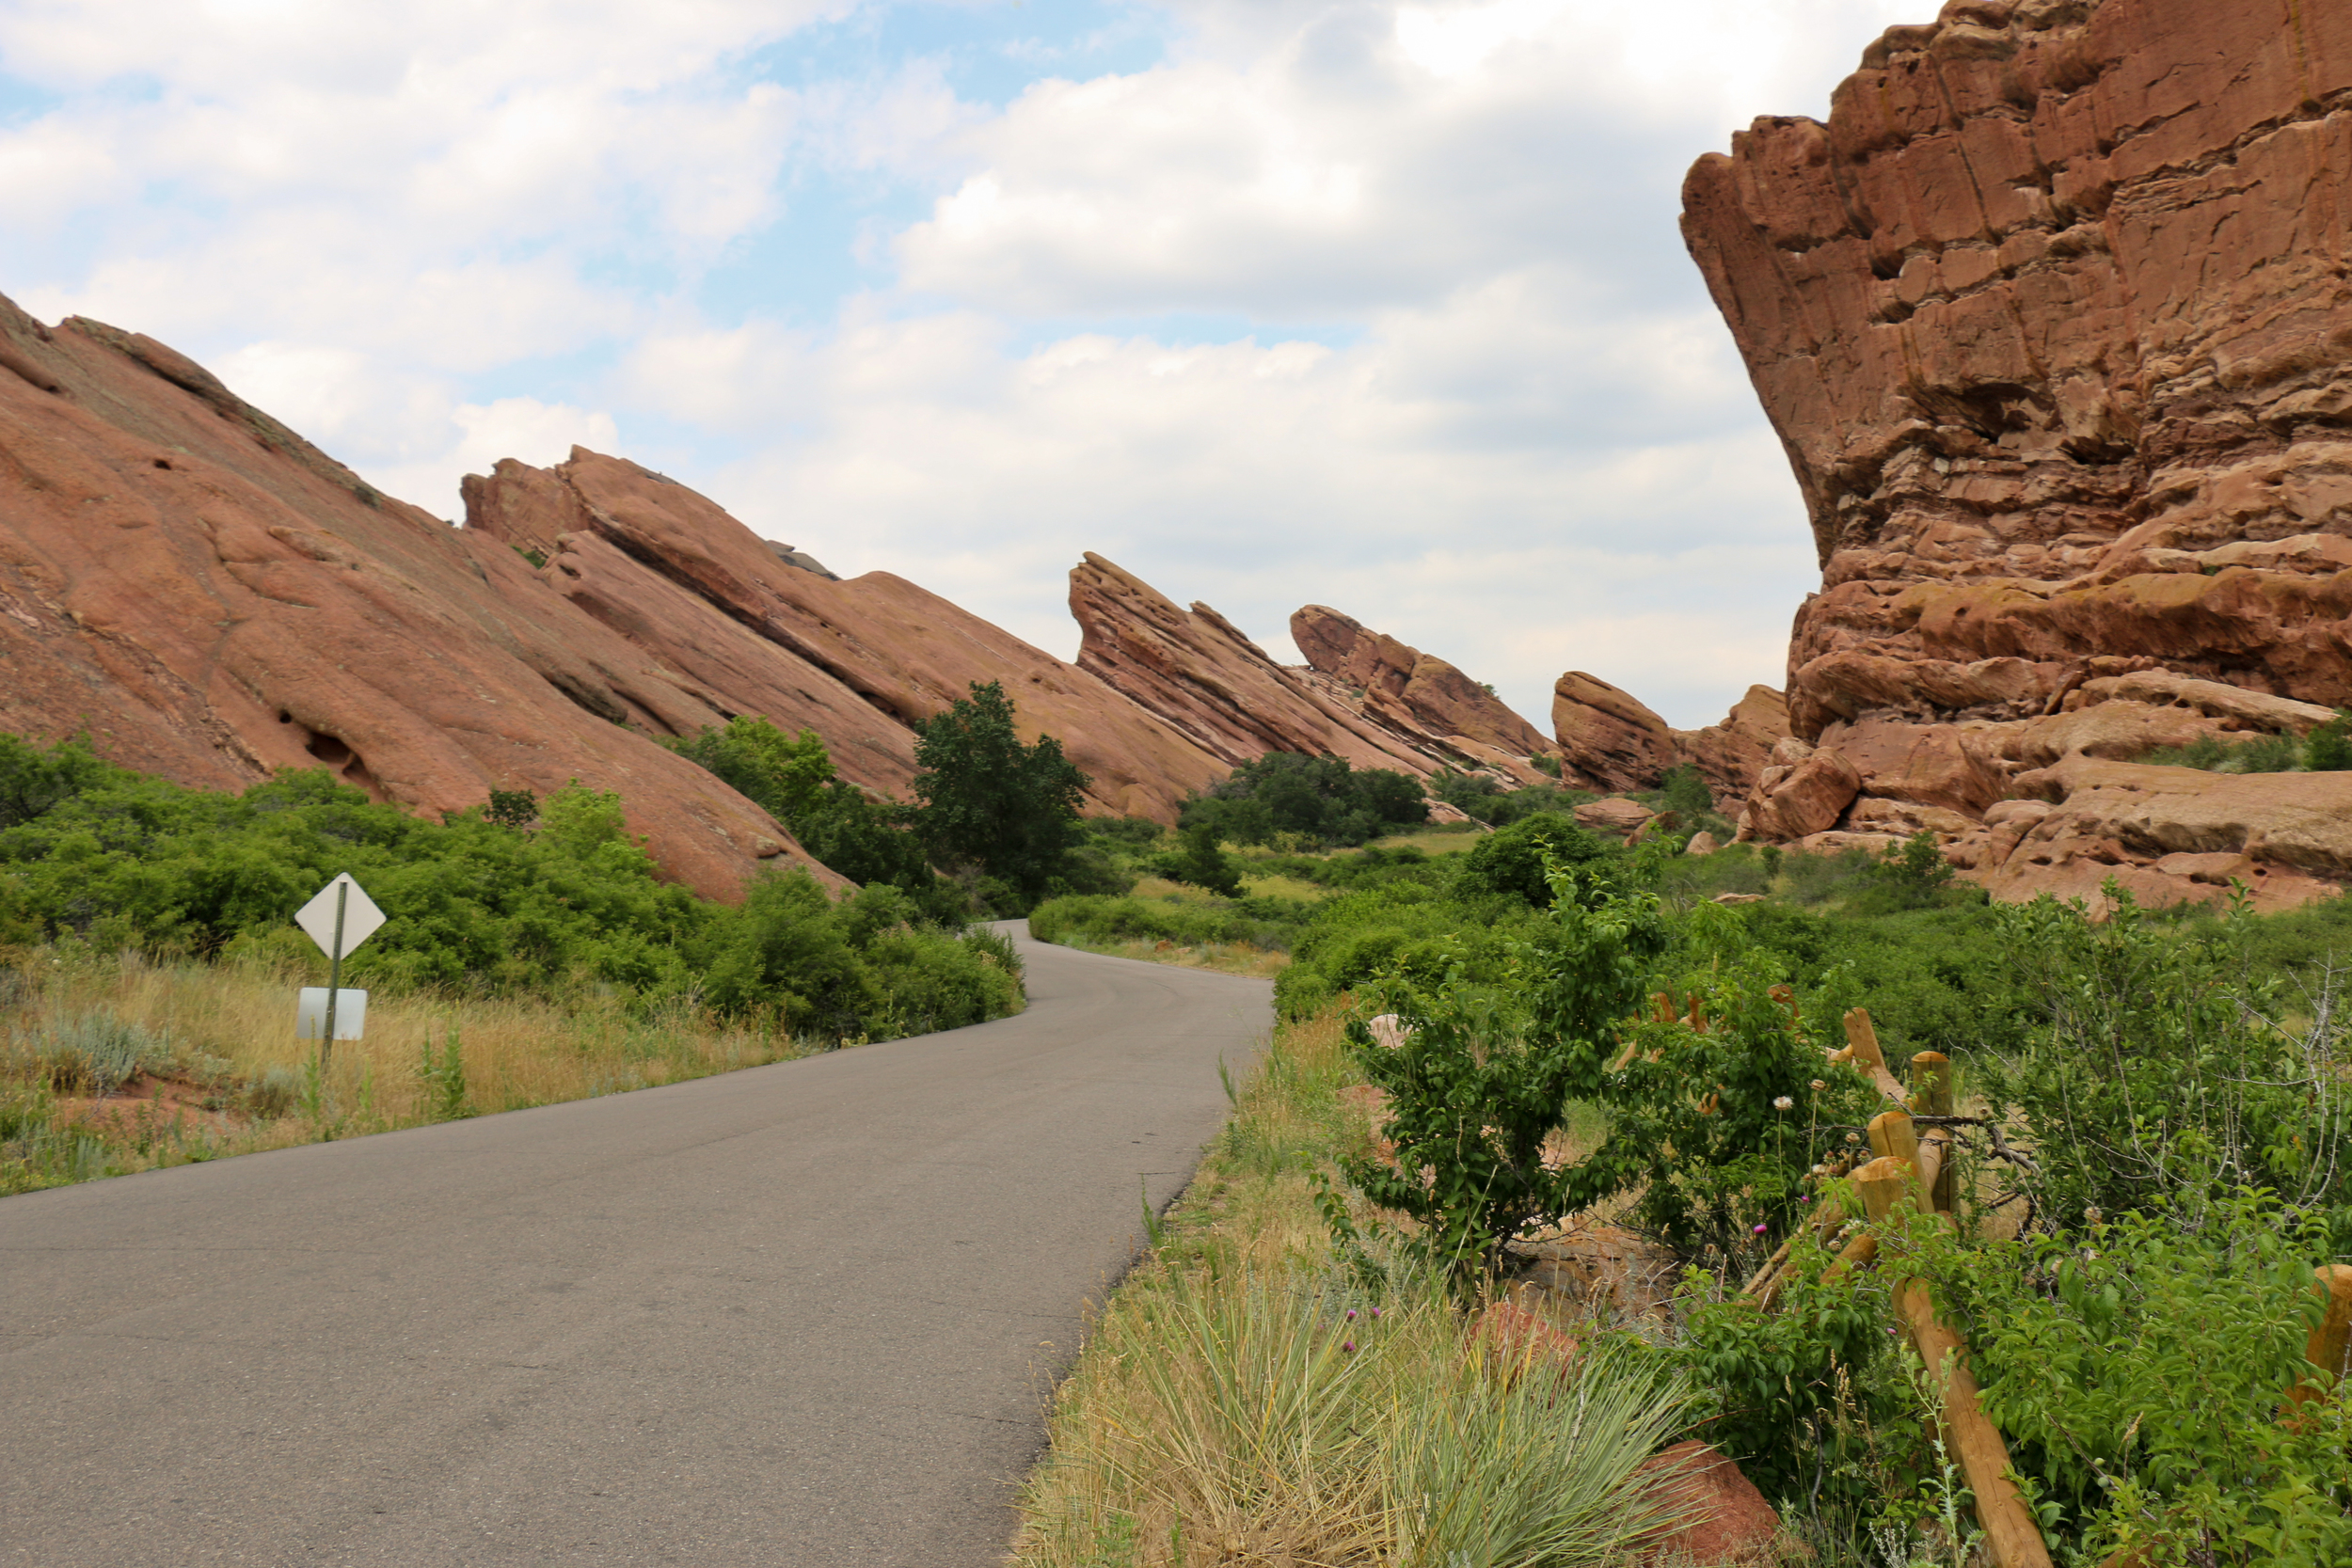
[1160,818,1244,897]
[912,681,1090,912]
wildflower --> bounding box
[1753,1222,1768,1234]
[1344,1308,1357,1321]
[1809,1079,1826,1092]
[1342,1340,1356,1354]
[1369,1307,1381,1320]
[1772,1095,1794,1111]
[1845,1132,1862,1145]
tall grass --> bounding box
[0,941,818,1196]
[1009,1006,1694,1567]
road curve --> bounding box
[0,927,1271,1567]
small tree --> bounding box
[1161,818,1244,896]
[912,681,1090,912]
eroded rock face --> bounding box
[0,295,833,899]
[0,286,1556,901]
[1071,556,1551,787]
[1551,674,1790,804]
[1291,604,1554,760]
[465,455,1234,823]
[1683,0,2352,907]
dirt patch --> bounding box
[54,1073,251,1139]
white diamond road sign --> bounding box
[295,874,386,961]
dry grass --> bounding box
[1008,1005,1694,1568]
[0,943,810,1194]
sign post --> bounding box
[294,874,387,1083]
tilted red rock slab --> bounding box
[0,293,828,899]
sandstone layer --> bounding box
[1681,0,2352,907]
[1071,557,1553,788]
[1550,674,1790,805]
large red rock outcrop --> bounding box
[1070,556,1551,787]
[463,454,1235,822]
[1550,674,1790,804]
[1291,605,1555,762]
[0,289,1558,895]
[0,294,834,899]
[1682,0,2352,907]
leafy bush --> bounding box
[0,731,1024,1044]
[1974,888,2352,1235]
[1926,1186,2352,1564]
[1452,816,1615,908]
[1333,857,1674,1287]
[1273,879,1541,1020]
[1154,819,1245,896]
[1181,752,1429,849]
[1028,894,1313,954]
[2139,731,2307,773]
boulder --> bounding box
[1736,750,1862,842]
[1574,797,1659,839]
[1634,1441,1783,1567]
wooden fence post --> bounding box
[1851,1158,2052,1568]
[1911,1051,1958,1212]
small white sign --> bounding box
[296,987,369,1041]
[295,874,386,960]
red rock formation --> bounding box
[1634,1442,1784,1567]
[1070,556,1550,787]
[463,454,1233,822]
[1289,605,1554,760]
[1681,0,2352,906]
[1550,673,1789,803]
[0,294,831,899]
[0,287,1562,898]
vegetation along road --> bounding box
[0,924,1271,1567]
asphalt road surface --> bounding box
[1,927,1272,1567]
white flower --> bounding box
[1772,1095,1794,1111]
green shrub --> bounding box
[1155,819,1245,897]
[1974,888,2352,1233]
[2308,711,2352,772]
[1027,894,1311,954]
[1181,752,1429,849]
[1926,1187,2352,1563]
[2139,731,2306,773]
[1332,857,1674,1288]
[1452,816,1615,908]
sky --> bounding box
[0,0,1923,731]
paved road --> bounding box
[0,927,1271,1567]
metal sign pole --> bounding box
[320,880,349,1081]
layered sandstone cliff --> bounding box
[1681,0,2352,906]
[1069,558,1553,789]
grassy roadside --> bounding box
[0,942,860,1196]
[1007,1006,1696,1568]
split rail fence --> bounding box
[1733,1007,2352,1568]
